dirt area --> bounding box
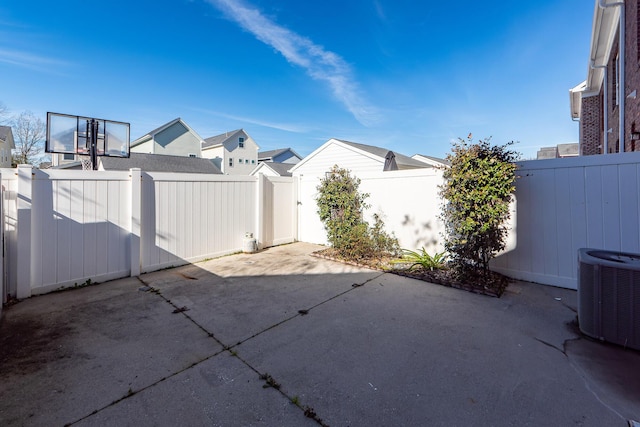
[311,248,509,297]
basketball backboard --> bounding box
[46,112,130,158]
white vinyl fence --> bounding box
[295,153,640,290]
[296,168,446,253]
[4,166,296,298]
[492,152,640,289]
[4,152,640,298]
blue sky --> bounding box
[1,0,592,160]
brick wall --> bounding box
[625,0,640,152]
[582,1,640,154]
[580,94,603,155]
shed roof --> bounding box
[290,138,432,173]
[336,139,430,169]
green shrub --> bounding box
[395,248,447,270]
[316,165,399,260]
[439,135,518,276]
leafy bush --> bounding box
[439,135,518,276]
[316,165,399,260]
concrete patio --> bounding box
[1,242,638,426]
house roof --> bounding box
[131,118,205,147]
[0,125,15,148]
[585,1,620,93]
[258,147,302,162]
[202,129,244,149]
[557,143,579,157]
[569,80,588,120]
[251,161,293,176]
[99,153,222,174]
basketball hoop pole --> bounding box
[87,119,99,170]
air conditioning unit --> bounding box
[578,248,640,350]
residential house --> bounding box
[412,154,449,167]
[0,125,15,168]
[536,143,580,160]
[258,148,303,164]
[201,129,259,175]
[250,161,293,177]
[570,1,640,154]
[99,153,222,174]
[130,118,204,158]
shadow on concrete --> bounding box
[1,244,639,426]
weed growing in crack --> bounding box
[303,406,328,426]
[290,395,300,406]
[259,373,281,390]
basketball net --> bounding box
[81,157,93,171]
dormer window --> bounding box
[239,137,245,148]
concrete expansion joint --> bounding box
[123,273,381,427]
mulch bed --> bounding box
[311,248,509,298]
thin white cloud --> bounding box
[0,47,70,72]
[189,106,313,133]
[206,0,380,126]
[373,0,387,22]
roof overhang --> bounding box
[570,81,588,120]
[585,1,620,92]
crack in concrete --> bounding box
[68,273,383,426]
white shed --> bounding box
[290,138,432,245]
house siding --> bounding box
[153,122,201,157]
[226,132,258,175]
[273,151,300,164]
[202,146,225,172]
[203,131,259,175]
[131,139,153,154]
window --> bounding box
[239,158,243,164]
[229,158,233,167]
[252,160,255,164]
[63,153,75,160]
[239,137,245,148]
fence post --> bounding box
[130,168,142,277]
[16,165,33,299]
[293,175,299,242]
[256,174,265,249]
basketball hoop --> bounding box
[80,157,93,171]
[46,112,131,170]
